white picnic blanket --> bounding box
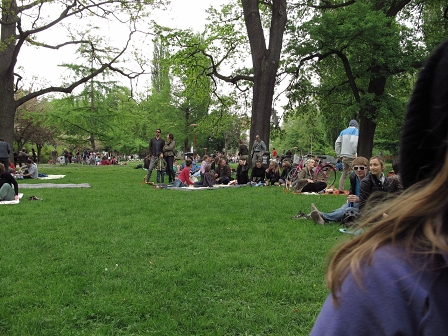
[19,183,91,189]
[38,175,66,180]
[0,193,23,205]
[166,184,244,191]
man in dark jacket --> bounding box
[145,128,165,183]
[214,158,231,185]
[0,138,11,170]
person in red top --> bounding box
[272,148,277,159]
[174,159,194,187]
[100,156,110,165]
[9,162,15,174]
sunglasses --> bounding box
[354,166,366,171]
[156,131,161,133]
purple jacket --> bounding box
[311,245,448,335]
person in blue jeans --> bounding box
[311,40,448,335]
[292,157,368,223]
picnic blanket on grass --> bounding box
[19,183,91,189]
[0,193,23,205]
[38,175,66,180]
[161,184,245,191]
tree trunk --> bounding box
[37,144,43,164]
[358,73,386,158]
[0,0,18,161]
[242,0,287,152]
[89,133,96,151]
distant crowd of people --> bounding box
[49,148,119,166]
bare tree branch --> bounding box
[306,0,356,10]
[24,39,90,49]
[14,31,135,107]
[386,0,411,17]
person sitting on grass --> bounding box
[265,160,280,186]
[201,165,214,187]
[387,156,403,193]
[0,163,19,201]
[100,156,110,165]
[359,156,389,210]
[296,157,368,224]
[198,155,210,181]
[236,156,249,185]
[173,159,194,187]
[214,158,231,185]
[22,159,38,179]
[210,155,220,172]
[279,160,291,186]
[249,160,266,186]
[310,40,448,335]
[293,158,326,193]
[8,162,16,174]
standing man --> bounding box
[145,128,165,183]
[335,120,359,192]
[62,148,69,164]
[51,148,58,165]
[251,135,266,168]
[237,139,249,158]
[0,138,11,170]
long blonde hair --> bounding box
[327,148,448,302]
[269,161,279,174]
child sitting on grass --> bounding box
[173,159,194,187]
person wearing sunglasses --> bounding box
[311,40,448,336]
[358,155,389,210]
[302,157,369,224]
[145,128,165,183]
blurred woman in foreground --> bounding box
[311,40,448,335]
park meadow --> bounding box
[1,163,352,335]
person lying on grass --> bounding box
[0,163,19,201]
[294,157,368,224]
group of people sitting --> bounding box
[293,155,402,226]
[0,158,39,201]
[166,153,288,188]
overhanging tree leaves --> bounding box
[285,0,448,158]
[156,0,287,152]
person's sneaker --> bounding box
[311,210,325,225]
[291,211,306,219]
[311,203,319,213]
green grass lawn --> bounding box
[1,164,352,335]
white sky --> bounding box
[16,0,230,93]
[16,0,286,117]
